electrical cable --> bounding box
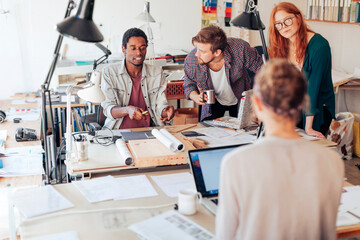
[22,202,177,221]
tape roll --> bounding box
[0,110,6,123]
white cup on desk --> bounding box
[178,189,202,215]
[74,135,88,161]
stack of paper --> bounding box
[190,127,256,147]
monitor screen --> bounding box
[189,144,248,197]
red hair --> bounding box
[268,2,314,63]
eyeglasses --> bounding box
[274,16,296,31]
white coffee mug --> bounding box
[178,189,202,215]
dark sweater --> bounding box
[303,33,335,131]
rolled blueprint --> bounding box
[115,139,134,165]
[151,129,184,152]
[159,129,184,151]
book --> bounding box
[307,0,314,19]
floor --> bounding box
[344,156,360,185]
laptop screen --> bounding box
[188,144,248,198]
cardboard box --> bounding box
[173,108,198,125]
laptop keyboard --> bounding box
[211,199,218,205]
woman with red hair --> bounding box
[268,2,335,138]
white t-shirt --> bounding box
[216,137,344,240]
[210,65,238,106]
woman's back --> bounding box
[216,137,344,240]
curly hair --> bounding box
[253,59,308,119]
[268,2,314,64]
[122,28,148,48]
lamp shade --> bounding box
[230,11,265,30]
[77,71,105,103]
[136,1,156,23]
[57,0,103,42]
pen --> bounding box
[142,111,148,115]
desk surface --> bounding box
[65,125,199,177]
[18,169,215,240]
[17,169,360,239]
[66,124,337,178]
[0,99,43,188]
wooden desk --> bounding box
[0,99,43,187]
[18,169,215,240]
[65,125,198,178]
[16,169,360,239]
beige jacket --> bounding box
[100,61,169,129]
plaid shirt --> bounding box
[183,38,263,120]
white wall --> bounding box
[1,0,359,100]
[0,0,201,99]
[250,0,360,74]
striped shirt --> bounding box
[183,38,263,120]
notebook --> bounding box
[188,144,249,215]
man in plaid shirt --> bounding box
[183,25,263,121]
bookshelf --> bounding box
[306,19,360,25]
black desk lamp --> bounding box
[41,0,103,184]
[230,0,268,138]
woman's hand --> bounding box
[305,128,325,139]
[305,115,325,138]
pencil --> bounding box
[142,111,148,115]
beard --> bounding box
[197,56,215,65]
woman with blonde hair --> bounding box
[216,60,343,240]
[268,2,334,138]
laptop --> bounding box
[188,144,249,215]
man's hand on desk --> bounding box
[161,105,175,122]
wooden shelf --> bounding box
[305,19,360,25]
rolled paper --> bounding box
[115,139,133,165]
[151,129,184,152]
[159,129,184,152]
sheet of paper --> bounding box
[4,145,44,155]
[7,107,40,121]
[23,231,80,240]
[113,175,158,200]
[336,212,360,227]
[296,129,319,140]
[151,172,195,198]
[339,186,360,212]
[129,211,214,240]
[0,155,43,177]
[194,127,239,139]
[0,130,7,141]
[0,130,6,153]
[11,185,74,218]
[72,176,119,203]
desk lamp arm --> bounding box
[92,43,112,70]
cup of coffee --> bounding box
[178,189,202,215]
[202,90,215,104]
